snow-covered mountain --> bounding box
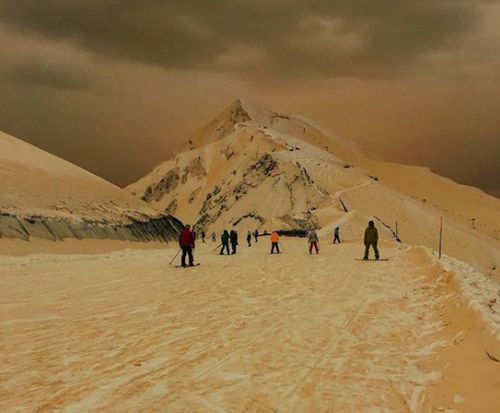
[0,130,183,242]
[127,99,500,276]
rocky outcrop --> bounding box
[188,187,202,203]
[185,157,207,178]
[229,101,252,125]
[165,199,178,215]
[279,213,319,231]
[0,212,183,242]
[232,212,266,226]
[194,155,278,230]
[142,168,180,202]
[181,157,207,183]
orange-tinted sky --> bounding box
[0,1,499,196]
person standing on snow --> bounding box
[308,229,319,254]
[363,220,380,260]
[270,231,280,254]
[254,229,259,242]
[333,226,341,244]
[247,231,252,247]
[220,230,230,255]
[230,230,239,254]
[211,231,217,242]
[178,224,195,267]
[201,231,206,243]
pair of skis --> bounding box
[169,248,201,268]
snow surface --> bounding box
[0,130,162,222]
[3,240,490,412]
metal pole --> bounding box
[395,221,398,239]
[438,216,443,260]
[212,243,223,252]
[169,248,181,265]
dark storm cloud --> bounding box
[6,59,91,91]
[0,0,481,78]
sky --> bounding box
[0,1,499,197]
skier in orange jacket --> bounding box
[270,231,280,254]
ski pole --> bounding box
[169,248,181,265]
[212,243,223,252]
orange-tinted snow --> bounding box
[2,239,498,412]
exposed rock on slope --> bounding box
[0,131,183,242]
[127,99,500,276]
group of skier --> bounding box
[307,226,340,255]
[177,221,380,267]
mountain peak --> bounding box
[187,99,276,148]
[225,98,278,127]
[224,98,253,125]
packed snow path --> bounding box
[0,240,482,412]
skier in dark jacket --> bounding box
[246,231,252,247]
[230,230,238,254]
[363,220,379,260]
[220,230,231,255]
[178,224,195,267]
[333,226,341,244]
[254,229,259,242]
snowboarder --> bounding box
[254,229,259,242]
[178,224,195,267]
[211,232,217,242]
[308,229,319,254]
[220,230,230,255]
[247,230,252,247]
[270,231,280,254]
[201,231,206,243]
[333,227,341,244]
[230,230,238,254]
[363,220,380,260]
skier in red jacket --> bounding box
[178,224,195,267]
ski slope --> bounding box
[2,239,499,412]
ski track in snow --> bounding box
[0,239,464,412]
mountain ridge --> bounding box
[0,130,183,242]
[127,100,500,277]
